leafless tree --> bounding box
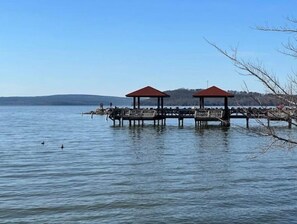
[207,18,297,148]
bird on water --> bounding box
[61,144,64,149]
[41,141,45,145]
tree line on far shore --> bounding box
[142,88,283,107]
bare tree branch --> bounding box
[205,17,297,148]
[279,38,297,58]
[205,39,296,105]
[256,27,297,33]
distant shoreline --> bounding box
[0,89,285,107]
[0,94,131,106]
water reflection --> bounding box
[124,126,167,162]
[195,125,230,152]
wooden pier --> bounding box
[108,107,295,128]
[103,85,295,128]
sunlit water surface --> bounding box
[1,106,297,223]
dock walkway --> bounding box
[108,107,296,128]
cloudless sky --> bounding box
[0,0,296,96]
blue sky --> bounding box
[0,0,296,96]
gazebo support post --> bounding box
[137,97,140,109]
[199,97,205,109]
[157,97,160,116]
[224,97,228,118]
[161,97,164,125]
[224,96,230,126]
[133,97,136,109]
[161,97,164,116]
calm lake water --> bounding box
[1,106,297,223]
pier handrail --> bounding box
[267,110,293,120]
[194,109,224,119]
[142,109,157,118]
[194,109,208,118]
[209,110,223,118]
[120,108,157,119]
[129,109,142,116]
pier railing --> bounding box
[267,110,293,120]
[122,109,157,119]
[194,110,224,119]
[109,108,227,120]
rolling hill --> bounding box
[0,94,132,106]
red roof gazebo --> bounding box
[193,86,234,111]
[126,86,170,110]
